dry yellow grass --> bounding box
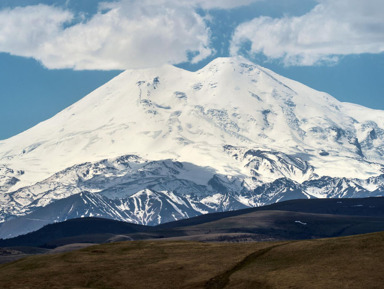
[226,232,384,289]
[0,231,383,289]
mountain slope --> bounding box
[1,152,384,238]
[1,57,384,236]
[1,57,384,192]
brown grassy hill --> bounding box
[0,231,383,289]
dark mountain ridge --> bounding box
[1,196,384,248]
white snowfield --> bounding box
[0,57,384,238]
[1,56,383,192]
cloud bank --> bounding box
[1,0,383,69]
[0,1,211,70]
[0,0,263,70]
[0,5,73,58]
[231,0,384,65]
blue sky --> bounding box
[0,0,383,139]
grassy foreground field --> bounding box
[0,232,383,289]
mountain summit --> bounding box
[1,57,384,237]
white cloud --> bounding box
[43,1,215,70]
[0,0,265,70]
[192,0,260,10]
[230,0,384,66]
[0,1,221,70]
[101,0,261,11]
[0,5,73,57]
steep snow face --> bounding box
[1,57,384,193]
[1,151,317,223]
[0,166,24,194]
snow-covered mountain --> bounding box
[1,56,384,238]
